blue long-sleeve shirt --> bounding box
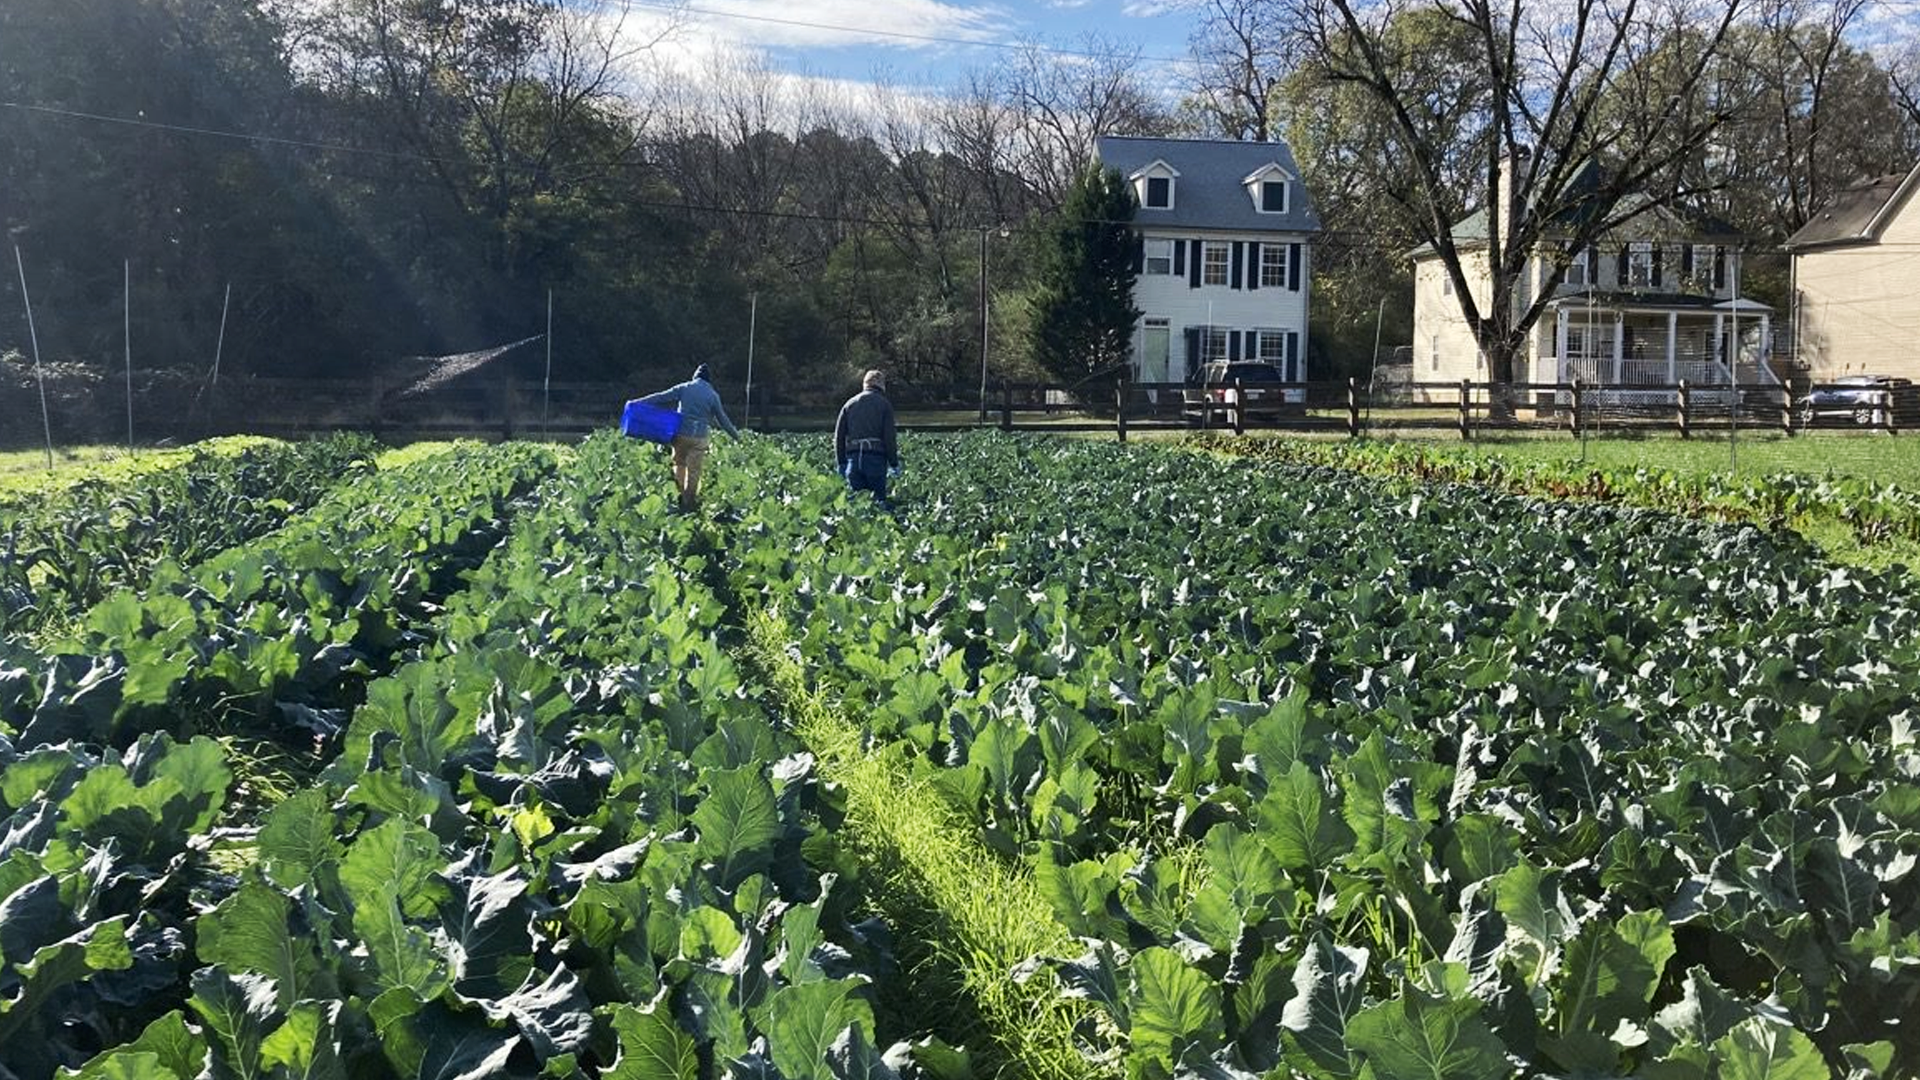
[641,378,739,439]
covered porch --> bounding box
[1532,296,1776,390]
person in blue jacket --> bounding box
[834,369,898,503]
[638,364,740,511]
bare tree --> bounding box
[1294,0,1758,397]
[1732,0,1916,235]
[1881,31,1920,158]
[936,68,1029,226]
[1185,0,1289,140]
[297,0,678,277]
[1003,35,1173,208]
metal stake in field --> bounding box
[1729,254,1740,472]
[745,291,758,431]
[1364,295,1385,431]
[209,282,231,392]
[978,226,990,424]
[543,289,553,441]
[124,259,134,453]
[13,246,55,470]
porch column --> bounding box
[1666,311,1678,382]
[1613,310,1625,382]
[1555,308,1568,382]
[1759,312,1771,364]
[1714,314,1725,371]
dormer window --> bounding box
[1130,160,1179,210]
[1243,163,1294,214]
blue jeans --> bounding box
[843,452,888,502]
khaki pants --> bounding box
[670,433,710,507]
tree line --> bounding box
[2,0,1917,409]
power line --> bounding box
[0,100,441,163]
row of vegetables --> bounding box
[1209,436,1920,546]
[1,435,965,1079]
[0,434,386,637]
[705,432,1917,1080]
[1,430,1915,1078]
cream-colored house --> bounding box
[1411,172,1774,403]
[1784,163,1920,379]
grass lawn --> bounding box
[1452,430,1920,488]
[0,437,280,502]
[0,444,136,476]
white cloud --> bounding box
[670,0,1012,52]
[1120,0,1192,17]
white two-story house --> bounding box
[1411,163,1772,403]
[1095,136,1320,387]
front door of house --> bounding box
[1141,319,1171,404]
[1142,318,1171,380]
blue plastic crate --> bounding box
[620,400,683,444]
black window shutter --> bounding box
[1247,243,1261,291]
[1617,246,1629,286]
[1288,244,1302,292]
[1713,247,1727,290]
[1231,242,1245,290]
[1681,245,1695,276]
[1183,327,1201,375]
[1190,244,1203,289]
[1287,331,1300,380]
[1652,245,1663,287]
[1173,240,1186,277]
[1132,236,1144,273]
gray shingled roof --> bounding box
[1784,164,1920,250]
[1096,135,1320,233]
[1410,162,1740,259]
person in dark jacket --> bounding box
[833,369,898,502]
[638,363,740,511]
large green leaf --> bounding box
[1542,909,1674,1073]
[0,916,134,1045]
[354,895,452,1000]
[258,1001,347,1080]
[1651,966,1750,1058]
[66,1010,208,1080]
[188,966,280,1080]
[472,966,593,1061]
[1242,688,1328,779]
[764,979,871,1080]
[1127,946,1224,1077]
[1491,861,1576,985]
[369,990,521,1080]
[1713,1018,1829,1080]
[197,880,334,1009]
[606,1000,700,1080]
[144,734,231,834]
[339,817,447,920]
[1345,987,1513,1080]
[691,767,780,890]
[1261,762,1353,872]
[1034,856,1126,941]
[257,788,345,894]
[1280,936,1368,1078]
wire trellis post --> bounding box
[13,246,55,470]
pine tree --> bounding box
[1029,165,1141,383]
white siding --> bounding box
[1794,186,1920,379]
[1132,230,1312,382]
[1410,252,1494,400]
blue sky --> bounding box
[625,0,1203,100]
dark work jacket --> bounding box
[833,389,897,468]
